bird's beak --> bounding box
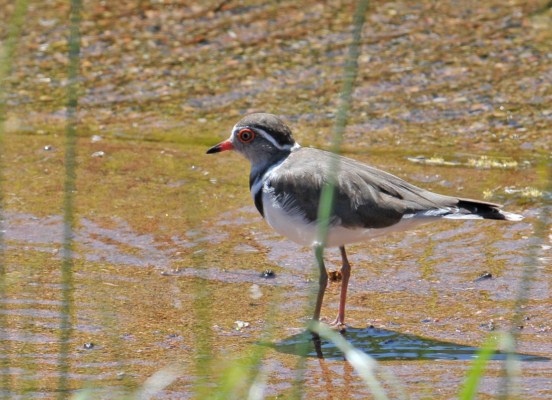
[206,139,234,154]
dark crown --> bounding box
[237,113,295,147]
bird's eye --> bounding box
[237,128,255,143]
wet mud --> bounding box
[1,0,551,398]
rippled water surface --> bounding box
[1,0,551,398]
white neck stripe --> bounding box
[233,126,298,151]
[255,127,290,150]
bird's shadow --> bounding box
[268,326,548,361]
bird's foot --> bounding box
[317,317,347,331]
[328,318,347,332]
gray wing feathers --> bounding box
[269,148,508,229]
[334,157,460,228]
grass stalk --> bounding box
[498,160,550,399]
[0,0,29,398]
[191,249,215,399]
[292,0,370,396]
[458,334,498,400]
[58,0,82,396]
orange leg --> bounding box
[331,246,351,326]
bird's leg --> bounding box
[312,244,328,321]
[331,246,351,327]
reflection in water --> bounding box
[274,326,549,361]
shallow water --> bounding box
[1,0,551,398]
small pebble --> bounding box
[260,269,275,279]
[234,320,250,330]
[480,320,495,331]
[474,272,492,282]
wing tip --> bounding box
[499,210,524,222]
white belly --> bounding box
[261,190,433,247]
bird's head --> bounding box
[206,113,297,166]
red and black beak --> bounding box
[206,139,234,154]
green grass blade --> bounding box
[57,0,82,396]
[293,0,370,398]
[314,0,369,246]
[458,334,498,400]
[0,2,30,397]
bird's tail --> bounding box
[444,198,524,221]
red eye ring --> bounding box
[237,128,255,143]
